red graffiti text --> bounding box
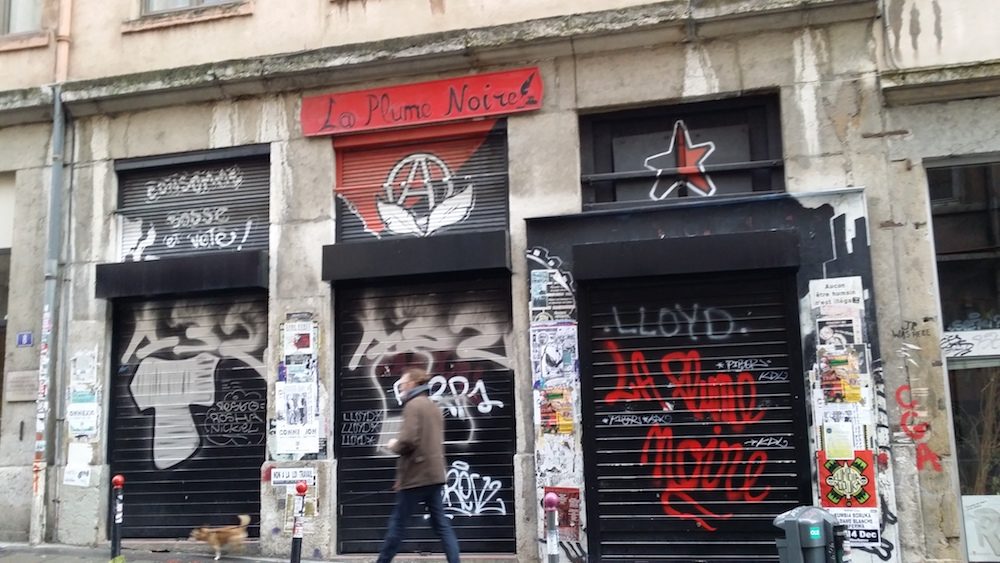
[603,342,771,531]
[895,385,942,472]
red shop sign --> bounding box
[301,67,543,136]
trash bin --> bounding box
[773,506,842,563]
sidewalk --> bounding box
[0,543,513,563]
[0,543,318,563]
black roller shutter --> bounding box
[109,293,268,538]
[582,271,811,562]
[336,276,516,554]
[117,156,270,261]
[335,122,508,241]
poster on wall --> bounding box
[963,496,1000,561]
[543,486,581,540]
[817,450,880,546]
[816,345,870,404]
[539,387,574,434]
[274,315,322,455]
[67,350,100,439]
[530,323,579,389]
[530,270,576,322]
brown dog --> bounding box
[189,514,250,560]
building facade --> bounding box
[1,0,997,561]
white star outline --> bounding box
[643,120,718,200]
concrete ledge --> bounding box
[882,59,1000,106]
[55,0,875,117]
[0,86,52,127]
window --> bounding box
[142,0,234,15]
[929,158,1000,562]
[579,95,783,209]
[1,0,41,35]
[928,162,1000,331]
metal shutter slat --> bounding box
[109,293,268,539]
[336,126,508,241]
[117,158,269,261]
[584,273,811,562]
[336,277,516,554]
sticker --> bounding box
[818,451,877,509]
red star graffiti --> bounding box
[644,120,717,200]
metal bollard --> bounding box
[110,474,125,563]
[544,492,559,563]
[290,480,308,563]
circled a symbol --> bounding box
[340,112,357,128]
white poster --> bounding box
[63,443,92,487]
[809,276,864,310]
[275,382,320,454]
[529,322,579,389]
[963,495,1000,561]
[67,402,99,437]
[828,507,880,547]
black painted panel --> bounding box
[96,250,268,299]
[581,271,812,561]
[573,230,799,280]
[109,293,267,538]
[336,277,516,554]
[322,230,509,282]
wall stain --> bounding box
[932,0,943,50]
[909,4,921,52]
[430,0,445,15]
[888,0,905,53]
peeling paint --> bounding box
[793,29,824,156]
[682,43,719,98]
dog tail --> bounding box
[237,514,251,528]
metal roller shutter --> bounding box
[109,293,268,538]
[582,272,811,562]
[117,157,270,261]
[336,122,508,241]
[336,276,516,554]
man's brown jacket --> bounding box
[391,389,447,490]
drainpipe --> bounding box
[29,0,74,544]
[28,81,67,546]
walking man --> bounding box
[377,368,461,563]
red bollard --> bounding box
[111,475,125,562]
[290,481,308,563]
[544,492,559,563]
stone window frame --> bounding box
[578,93,785,211]
[123,0,252,33]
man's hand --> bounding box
[387,438,398,451]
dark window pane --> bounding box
[580,96,782,207]
[930,164,1000,254]
[939,258,1000,331]
[948,366,1000,496]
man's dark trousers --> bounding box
[376,483,460,563]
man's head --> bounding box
[398,367,431,395]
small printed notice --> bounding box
[810,277,864,310]
[271,467,317,487]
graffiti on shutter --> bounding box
[118,158,269,261]
[336,278,516,553]
[110,295,267,538]
[587,275,810,560]
[336,122,507,241]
